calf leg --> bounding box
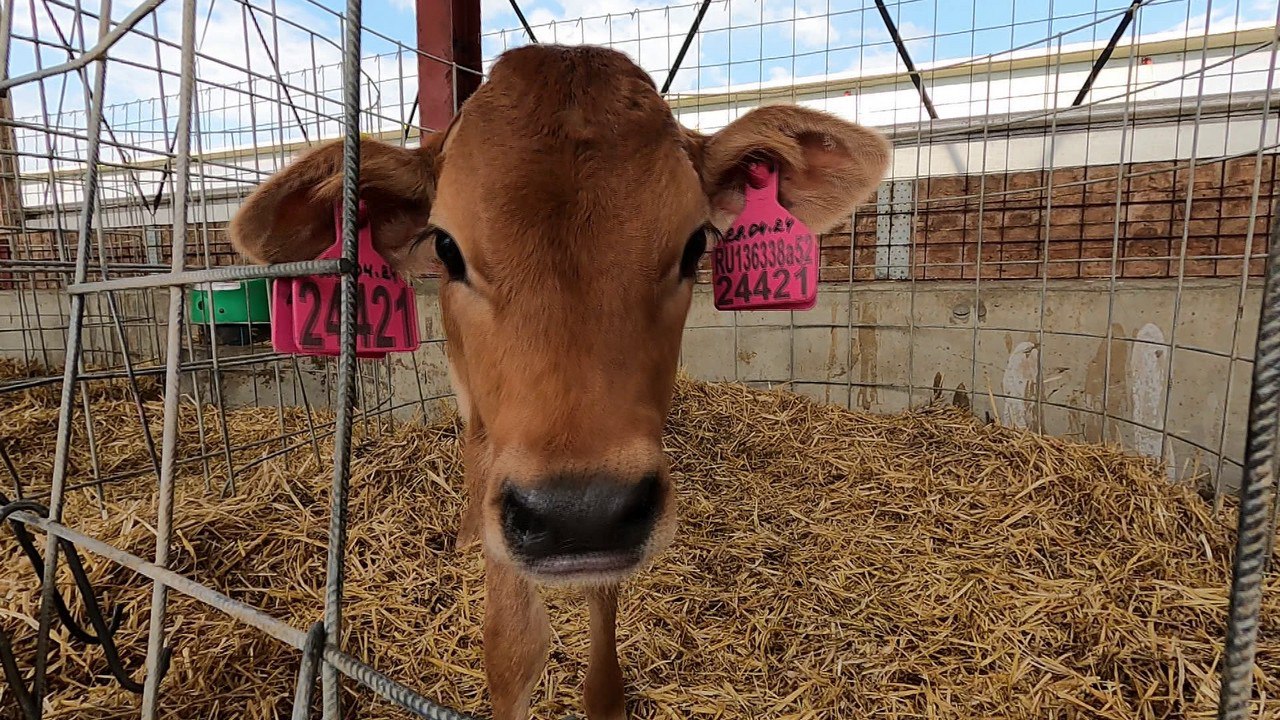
[584,586,626,720]
[456,470,486,547]
[484,559,550,720]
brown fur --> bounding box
[230,43,890,720]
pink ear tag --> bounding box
[269,275,302,354]
[272,200,420,358]
[711,163,819,312]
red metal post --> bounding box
[0,93,19,290]
[417,0,483,132]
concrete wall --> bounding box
[177,305,457,426]
[679,277,1261,489]
[0,275,1261,490]
[0,288,166,369]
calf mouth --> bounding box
[523,549,646,584]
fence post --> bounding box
[0,93,19,288]
[416,0,481,133]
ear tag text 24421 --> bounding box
[712,162,818,312]
[270,200,420,358]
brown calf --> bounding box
[230,43,889,720]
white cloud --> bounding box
[8,0,344,115]
[1158,1,1279,35]
[4,0,909,133]
[481,0,515,22]
[5,0,369,186]
[481,0,859,92]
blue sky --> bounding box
[5,0,1276,122]
[327,0,1279,98]
[421,0,1274,87]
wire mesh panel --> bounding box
[639,1,1278,495]
[0,0,1277,718]
[0,0,473,717]
[481,0,1279,490]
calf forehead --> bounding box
[436,44,705,284]
[454,45,688,186]
[472,44,673,137]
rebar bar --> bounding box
[291,622,326,720]
[1216,203,1280,719]
[322,0,365,714]
[30,0,114,709]
[0,0,15,84]
[67,259,350,294]
[2,2,1278,719]
[0,0,166,92]
[139,0,197,713]
[4,507,479,720]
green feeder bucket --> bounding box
[189,277,272,326]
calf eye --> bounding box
[434,230,467,281]
[680,227,711,279]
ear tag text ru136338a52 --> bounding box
[711,162,818,312]
[269,200,420,358]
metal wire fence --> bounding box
[1,0,475,716]
[0,0,1277,717]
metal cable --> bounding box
[0,497,166,699]
[1,495,122,644]
[0,626,39,720]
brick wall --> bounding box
[820,154,1277,282]
[6,153,1277,290]
[3,225,241,290]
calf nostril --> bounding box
[619,474,662,527]
[501,484,545,543]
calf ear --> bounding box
[230,134,445,275]
[693,105,891,233]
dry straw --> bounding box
[0,359,1276,719]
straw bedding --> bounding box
[0,358,1276,720]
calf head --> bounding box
[230,44,890,587]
